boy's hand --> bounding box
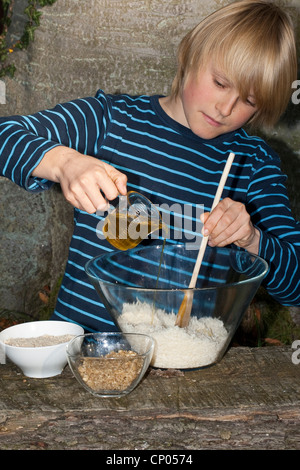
[32,146,127,213]
[200,197,260,254]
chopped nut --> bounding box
[77,349,143,391]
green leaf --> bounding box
[0,0,57,76]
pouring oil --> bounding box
[151,237,167,325]
[103,212,167,251]
[102,206,168,324]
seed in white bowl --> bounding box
[4,334,76,348]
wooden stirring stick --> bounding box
[175,152,235,328]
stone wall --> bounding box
[0,0,299,317]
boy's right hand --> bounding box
[32,146,127,213]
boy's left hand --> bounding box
[200,197,260,254]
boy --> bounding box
[0,0,299,332]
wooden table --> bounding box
[0,346,300,451]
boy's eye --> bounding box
[246,98,256,108]
[214,79,225,88]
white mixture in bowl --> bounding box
[118,301,228,369]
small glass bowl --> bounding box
[66,332,154,398]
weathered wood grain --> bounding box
[0,346,299,450]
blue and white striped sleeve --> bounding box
[0,94,106,191]
[248,157,300,306]
[0,114,61,191]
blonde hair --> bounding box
[171,0,298,128]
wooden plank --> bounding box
[0,346,299,450]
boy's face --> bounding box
[178,62,257,139]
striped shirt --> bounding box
[0,90,299,331]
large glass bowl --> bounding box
[85,244,268,369]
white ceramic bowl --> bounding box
[0,320,84,378]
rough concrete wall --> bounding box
[0,0,299,317]
[3,0,221,112]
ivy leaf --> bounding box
[0,63,16,78]
[0,0,57,78]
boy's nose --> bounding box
[216,94,239,117]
